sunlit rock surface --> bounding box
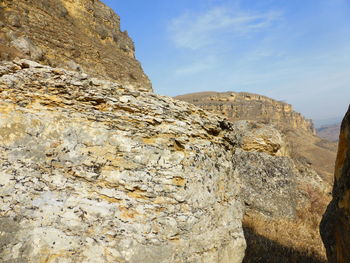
[175,91,315,134]
[176,91,332,262]
[0,0,152,91]
[0,60,331,263]
[321,106,350,263]
[0,60,247,263]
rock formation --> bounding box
[0,1,337,262]
[175,91,337,184]
[321,106,350,263]
[176,91,334,262]
[0,59,246,262]
[175,91,315,134]
[0,0,151,91]
[0,60,330,262]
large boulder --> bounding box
[0,60,245,263]
[321,105,350,263]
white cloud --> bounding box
[169,6,282,50]
[174,56,218,76]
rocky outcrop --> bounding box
[0,0,151,91]
[175,91,315,134]
[176,91,337,185]
[321,106,350,263]
[0,60,248,262]
[0,60,330,263]
[176,91,333,262]
[242,155,329,263]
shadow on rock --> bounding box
[242,226,327,263]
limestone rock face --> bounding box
[175,91,338,181]
[0,0,152,91]
[175,91,315,134]
[176,91,332,262]
[0,60,332,263]
[321,106,350,263]
[230,121,288,157]
[0,60,246,263]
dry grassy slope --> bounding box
[0,0,151,91]
[175,91,336,263]
[317,123,341,142]
[286,129,337,185]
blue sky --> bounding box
[101,0,350,123]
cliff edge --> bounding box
[175,91,337,184]
[175,91,315,134]
[0,0,152,91]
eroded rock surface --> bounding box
[175,91,315,134]
[176,91,332,262]
[0,0,151,91]
[0,60,331,263]
[176,91,338,182]
[0,60,247,263]
[321,106,350,263]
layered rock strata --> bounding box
[321,106,350,263]
[0,60,330,262]
[0,0,151,91]
[176,91,333,262]
[0,60,247,263]
[175,91,337,184]
[175,91,315,134]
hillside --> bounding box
[0,1,337,263]
[0,0,151,90]
[175,91,337,184]
[317,123,341,142]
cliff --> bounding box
[175,91,337,184]
[175,91,315,134]
[176,91,335,262]
[321,106,350,263]
[0,0,151,91]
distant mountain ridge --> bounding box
[317,123,341,142]
[175,91,315,135]
[175,91,337,182]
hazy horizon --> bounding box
[102,0,350,122]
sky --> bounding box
[101,0,350,124]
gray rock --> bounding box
[0,60,246,263]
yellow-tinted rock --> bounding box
[321,105,350,263]
[0,60,246,263]
[0,0,152,91]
